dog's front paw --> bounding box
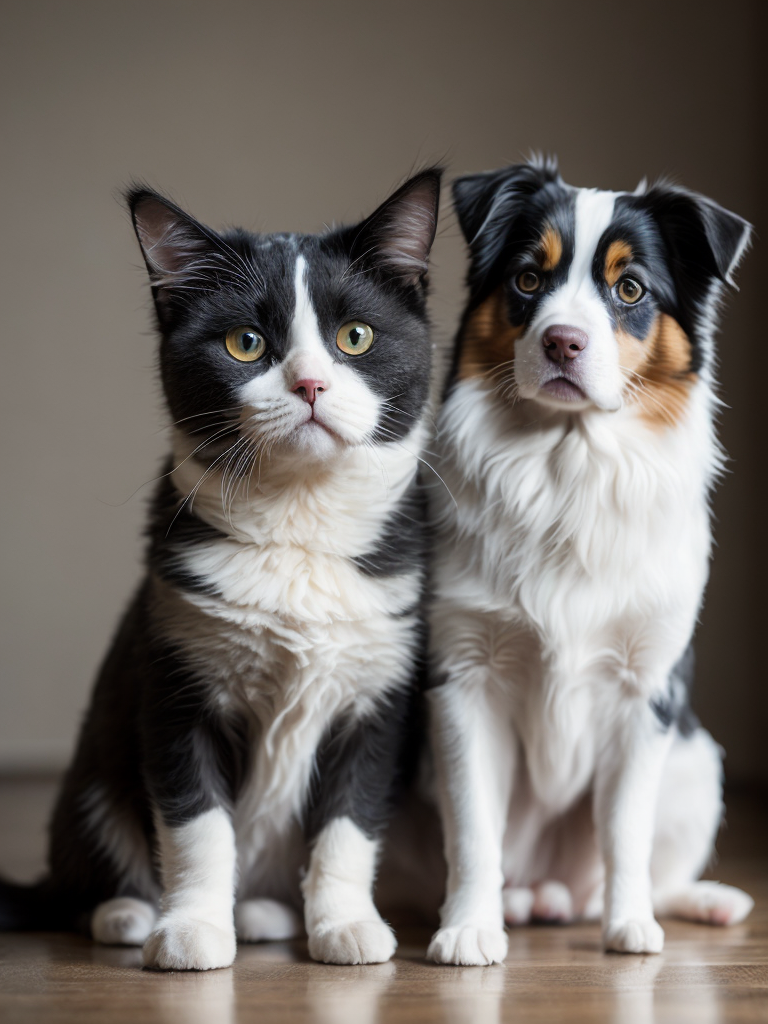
[143,917,236,971]
[427,925,508,966]
[308,919,396,965]
[603,917,664,954]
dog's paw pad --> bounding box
[91,898,156,946]
[142,917,236,971]
[308,919,396,965]
[604,917,664,954]
[427,925,508,965]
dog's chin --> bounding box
[522,377,621,414]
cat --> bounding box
[0,168,442,970]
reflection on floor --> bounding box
[0,778,766,1023]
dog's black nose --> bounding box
[542,325,588,362]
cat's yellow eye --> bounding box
[617,278,645,305]
[516,270,541,294]
[225,326,266,362]
[336,321,374,356]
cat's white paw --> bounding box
[427,925,508,966]
[308,919,396,965]
[235,899,303,942]
[91,897,156,946]
[142,917,236,971]
[603,917,665,954]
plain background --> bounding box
[0,0,765,784]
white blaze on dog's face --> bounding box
[452,161,750,426]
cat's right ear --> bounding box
[126,187,222,326]
[346,168,443,288]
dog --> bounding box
[426,158,754,966]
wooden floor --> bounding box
[0,779,766,1023]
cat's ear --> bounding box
[126,187,223,324]
[347,168,443,287]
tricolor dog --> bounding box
[427,159,753,965]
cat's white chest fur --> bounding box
[160,427,424,888]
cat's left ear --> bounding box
[347,168,443,287]
[126,186,225,326]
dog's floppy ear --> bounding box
[452,158,560,245]
[452,159,560,296]
[639,184,751,289]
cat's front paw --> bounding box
[143,916,236,971]
[603,917,664,954]
[427,925,508,966]
[308,919,396,965]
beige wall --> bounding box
[1,0,765,781]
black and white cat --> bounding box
[0,169,441,969]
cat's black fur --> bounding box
[0,170,442,967]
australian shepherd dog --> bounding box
[426,159,753,965]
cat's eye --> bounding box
[225,326,266,362]
[616,278,645,305]
[516,271,541,294]
[336,321,374,356]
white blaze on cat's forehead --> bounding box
[286,255,334,378]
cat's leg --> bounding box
[427,677,514,966]
[235,899,303,942]
[301,689,414,965]
[140,658,245,971]
[594,690,676,954]
[303,817,396,965]
[91,897,157,946]
[651,728,753,926]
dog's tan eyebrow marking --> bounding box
[604,240,633,287]
[538,225,563,271]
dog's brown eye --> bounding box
[517,271,541,294]
[617,278,645,305]
[225,326,266,362]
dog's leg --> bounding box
[652,728,753,926]
[427,681,514,966]
[594,697,674,954]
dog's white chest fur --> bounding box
[432,379,718,810]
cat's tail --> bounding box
[0,877,72,931]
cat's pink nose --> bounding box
[292,379,327,405]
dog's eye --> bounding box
[225,326,266,362]
[516,271,541,294]
[616,278,645,305]
[337,321,374,356]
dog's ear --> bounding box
[452,159,560,295]
[640,183,751,289]
[452,158,560,246]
